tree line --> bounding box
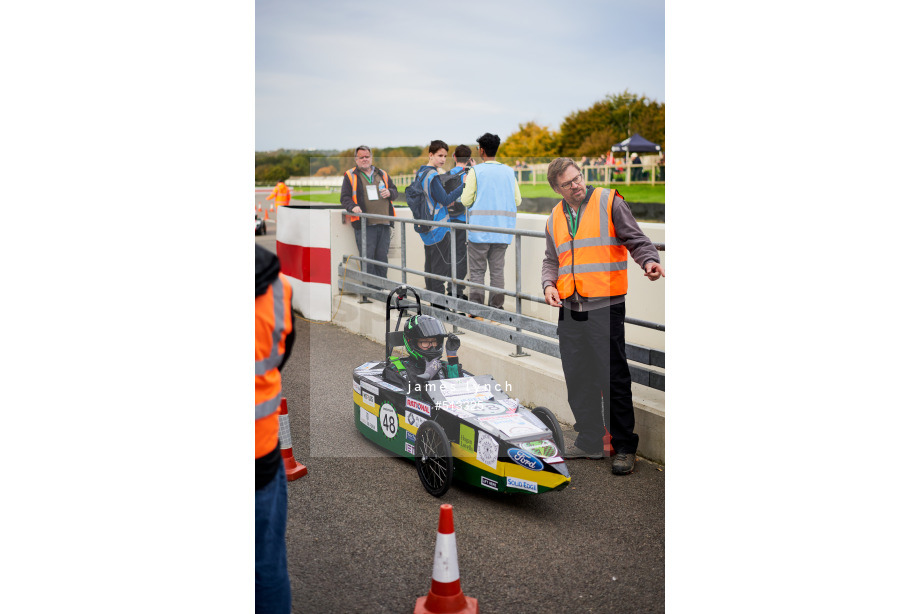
[255,89,664,183]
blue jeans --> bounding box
[255,462,290,614]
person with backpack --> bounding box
[459,132,522,310]
[340,146,399,290]
[442,145,473,300]
[407,140,466,305]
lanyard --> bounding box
[564,200,581,238]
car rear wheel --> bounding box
[531,406,565,455]
[415,420,453,497]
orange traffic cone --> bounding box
[603,428,614,457]
[278,397,307,481]
[414,505,479,614]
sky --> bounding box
[255,0,663,152]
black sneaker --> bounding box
[566,444,603,460]
[611,452,636,475]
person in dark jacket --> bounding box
[443,145,473,300]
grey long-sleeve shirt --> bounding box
[541,186,660,312]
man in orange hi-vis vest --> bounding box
[541,157,664,476]
[266,180,291,208]
[255,244,296,613]
[340,146,399,290]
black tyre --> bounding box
[415,420,453,497]
[531,406,566,454]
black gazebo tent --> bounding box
[610,133,662,154]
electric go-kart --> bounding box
[352,285,571,497]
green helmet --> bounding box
[403,315,447,361]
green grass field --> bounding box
[293,182,664,204]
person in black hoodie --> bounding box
[255,244,296,614]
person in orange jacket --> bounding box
[541,157,664,476]
[255,244,296,613]
[266,180,291,208]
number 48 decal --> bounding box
[379,404,398,439]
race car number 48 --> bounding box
[379,403,398,439]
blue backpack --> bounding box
[404,168,436,234]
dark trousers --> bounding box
[424,232,453,296]
[557,303,638,454]
[446,226,467,297]
[353,224,391,289]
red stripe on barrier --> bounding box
[276,241,331,285]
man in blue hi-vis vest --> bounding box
[460,132,522,310]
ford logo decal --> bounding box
[508,448,544,471]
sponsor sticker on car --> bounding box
[476,432,498,469]
[480,476,498,491]
[459,424,476,453]
[519,439,559,459]
[405,442,415,455]
[404,410,426,429]
[406,431,416,443]
[507,447,545,472]
[506,476,538,493]
[362,391,376,409]
[353,381,361,394]
[359,407,377,432]
[406,397,431,416]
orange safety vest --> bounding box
[344,167,394,224]
[547,188,629,299]
[268,183,291,207]
[255,274,293,458]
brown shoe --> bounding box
[611,452,635,475]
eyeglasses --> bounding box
[416,338,437,349]
[558,173,584,190]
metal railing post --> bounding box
[510,234,529,357]
[358,216,370,303]
[401,218,407,285]
[449,226,461,334]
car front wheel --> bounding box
[414,420,453,497]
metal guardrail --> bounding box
[339,211,665,391]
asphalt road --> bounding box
[256,223,664,614]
